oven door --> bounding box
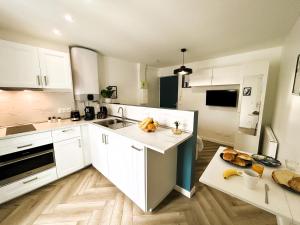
[0,143,55,186]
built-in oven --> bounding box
[0,143,55,186]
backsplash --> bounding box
[0,91,74,127]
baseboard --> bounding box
[174,185,196,198]
[200,135,234,147]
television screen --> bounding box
[206,90,238,107]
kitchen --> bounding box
[1,1,300,225]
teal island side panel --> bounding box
[176,111,198,191]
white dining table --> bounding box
[199,146,300,225]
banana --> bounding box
[223,168,241,179]
[139,117,151,128]
[140,118,153,129]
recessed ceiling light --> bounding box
[64,14,74,23]
[53,28,62,36]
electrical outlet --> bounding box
[57,108,63,114]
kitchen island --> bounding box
[0,104,196,212]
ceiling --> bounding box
[0,0,300,67]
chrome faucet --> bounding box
[118,107,124,122]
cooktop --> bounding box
[6,124,36,135]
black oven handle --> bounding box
[0,149,54,167]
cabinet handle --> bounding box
[17,144,33,149]
[105,135,108,144]
[23,177,38,184]
[37,75,41,86]
[44,76,48,86]
[78,139,82,148]
[101,134,104,143]
[62,129,73,133]
[131,145,143,151]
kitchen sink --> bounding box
[93,119,134,130]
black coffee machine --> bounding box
[84,106,95,120]
[84,94,96,120]
[97,106,108,119]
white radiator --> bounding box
[262,126,278,158]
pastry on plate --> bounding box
[272,170,295,187]
[223,148,238,155]
[237,153,252,161]
[232,157,246,167]
[223,153,236,161]
[288,177,300,192]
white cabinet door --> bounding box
[38,48,72,90]
[107,135,137,198]
[89,125,109,177]
[131,142,146,210]
[81,125,92,166]
[0,39,41,88]
[107,135,145,209]
[107,134,124,188]
[189,68,212,86]
[212,65,241,85]
[54,137,84,178]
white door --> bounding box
[0,39,41,88]
[38,48,72,89]
[239,75,263,129]
[89,125,109,177]
[54,137,84,178]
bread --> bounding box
[223,153,236,161]
[288,177,300,192]
[272,170,295,187]
[223,148,237,155]
[232,157,246,167]
[237,153,252,161]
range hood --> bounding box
[70,47,99,101]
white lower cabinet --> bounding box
[89,125,109,177]
[89,124,176,212]
[0,168,57,204]
[54,137,84,178]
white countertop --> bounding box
[0,117,192,154]
[199,147,300,224]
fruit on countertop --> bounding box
[139,117,159,132]
[223,168,242,179]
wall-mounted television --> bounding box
[206,90,238,107]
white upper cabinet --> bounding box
[0,39,41,88]
[188,65,242,87]
[0,39,72,90]
[212,65,242,85]
[189,68,212,86]
[38,48,72,90]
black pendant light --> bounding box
[174,48,192,75]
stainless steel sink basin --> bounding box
[93,119,134,130]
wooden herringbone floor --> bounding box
[0,141,277,225]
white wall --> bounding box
[158,47,281,146]
[99,56,159,107]
[272,17,300,161]
[99,56,139,105]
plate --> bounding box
[252,154,281,167]
[271,174,300,194]
[219,153,252,168]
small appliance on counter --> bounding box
[97,106,108,119]
[70,110,81,121]
[84,106,95,120]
